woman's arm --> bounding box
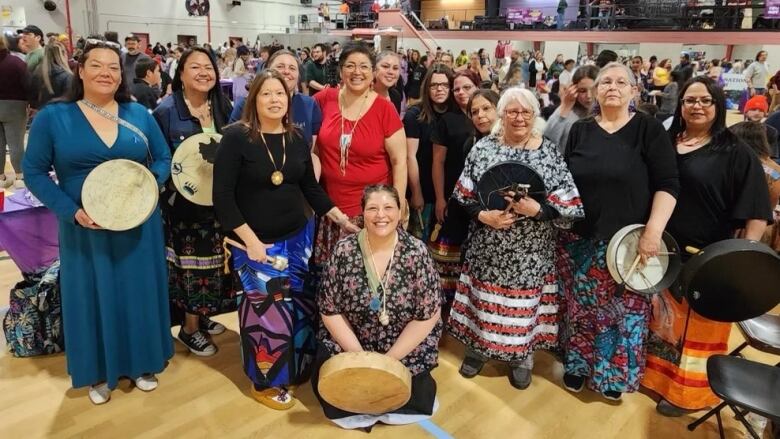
[638,191,677,262]
[321,314,363,352]
[432,144,447,222]
[385,127,408,207]
[385,309,441,361]
[743,219,767,241]
[406,137,424,210]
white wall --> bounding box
[396,37,533,58]
[682,44,727,61]
[1,0,88,35]
[732,44,763,62]
[638,42,683,64]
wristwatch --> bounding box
[533,205,544,220]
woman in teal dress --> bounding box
[22,37,173,405]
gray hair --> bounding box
[492,87,546,137]
[594,61,636,88]
[376,50,400,65]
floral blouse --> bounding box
[317,229,443,376]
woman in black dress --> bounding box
[429,70,480,311]
[404,64,455,241]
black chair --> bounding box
[729,314,780,366]
[687,355,780,439]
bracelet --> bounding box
[533,205,544,220]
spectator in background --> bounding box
[131,57,162,110]
[673,52,694,82]
[29,41,72,110]
[455,49,469,68]
[17,25,45,72]
[121,34,151,88]
[745,50,770,96]
[0,34,29,188]
[595,49,618,68]
[306,43,329,96]
[557,0,568,29]
[559,59,575,86]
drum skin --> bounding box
[606,224,681,295]
[681,239,780,322]
[171,132,222,206]
[318,352,412,415]
[81,159,159,231]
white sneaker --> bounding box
[135,374,158,392]
[88,383,111,405]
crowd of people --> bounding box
[3,21,780,435]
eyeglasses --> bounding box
[429,82,450,90]
[681,97,714,108]
[342,63,372,73]
[598,79,631,89]
[84,38,121,50]
[505,109,534,120]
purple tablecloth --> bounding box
[0,189,59,273]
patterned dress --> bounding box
[448,136,583,364]
[312,229,443,427]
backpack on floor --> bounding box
[2,260,64,357]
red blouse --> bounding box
[314,87,404,216]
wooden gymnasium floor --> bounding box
[1,111,778,438]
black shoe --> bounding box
[199,315,226,335]
[177,328,217,356]
[602,390,622,401]
[509,366,532,390]
[656,399,692,417]
[459,356,485,378]
[562,373,585,393]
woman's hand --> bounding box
[478,210,515,230]
[410,188,425,211]
[327,207,361,233]
[246,240,272,263]
[504,194,541,218]
[435,198,447,223]
[75,209,102,230]
[638,228,662,264]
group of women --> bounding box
[22,35,775,431]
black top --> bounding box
[667,141,772,252]
[405,63,426,100]
[403,105,439,203]
[213,127,334,242]
[130,78,159,111]
[431,109,474,199]
[565,112,680,240]
[389,86,403,114]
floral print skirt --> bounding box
[556,230,652,394]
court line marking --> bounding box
[419,420,454,439]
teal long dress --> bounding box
[22,102,173,389]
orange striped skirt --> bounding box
[641,290,732,410]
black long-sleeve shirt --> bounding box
[213,126,334,242]
[565,112,680,240]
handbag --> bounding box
[2,261,64,357]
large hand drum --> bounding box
[680,239,780,322]
[318,352,412,415]
[606,224,682,295]
[476,160,547,211]
[81,159,159,231]
[171,132,222,206]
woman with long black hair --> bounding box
[153,47,236,357]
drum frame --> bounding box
[606,224,682,296]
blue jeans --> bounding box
[557,12,565,29]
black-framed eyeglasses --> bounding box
[84,38,121,51]
[681,97,714,108]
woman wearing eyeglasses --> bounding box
[642,77,771,417]
[429,70,480,313]
[404,64,456,242]
[558,62,679,401]
[449,88,583,389]
[22,36,172,404]
[153,47,236,357]
[309,42,406,293]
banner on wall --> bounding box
[766,0,780,19]
[721,72,749,110]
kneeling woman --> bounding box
[313,185,443,430]
[213,70,357,409]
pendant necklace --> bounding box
[260,131,286,186]
[338,90,370,176]
[365,233,398,326]
[183,94,212,125]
